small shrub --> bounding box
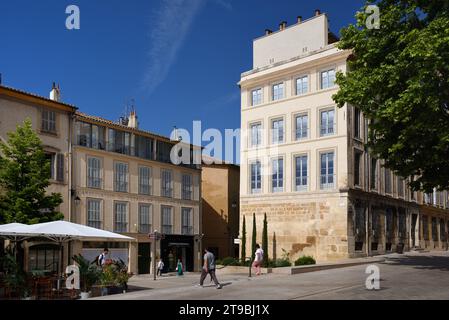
[294,255,316,266]
[222,257,239,266]
[295,255,316,266]
[215,259,223,265]
[275,259,292,267]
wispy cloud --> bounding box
[202,91,240,112]
[143,0,205,95]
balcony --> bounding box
[320,174,336,190]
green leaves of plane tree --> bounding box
[333,0,449,192]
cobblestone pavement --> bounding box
[93,251,449,300]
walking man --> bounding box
[199,248,222,289]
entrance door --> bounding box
[138,243,151,274]
[411,214,418,247]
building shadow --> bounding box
[382,254,449,271]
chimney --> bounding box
[315,9,321,16]
[297,16,302,23]
[279,21,287,31]
[265,29,273,36]
[128,110,138,129]
[49,82,61,102]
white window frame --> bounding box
[320,68,336,90]
[272,82,284,101]
[319,150,336,190]
[138,203,152,234]
[250,160,262,194]
[271,117,285,144]
[294,154,308,192]
[271,157,284,193]
[114,201,128,233]
[87,198,102,229]
[87,156,102,189]
[251,88,263,106]
[319,107,336,137]
[295,75,309,95]
[138,166,152,195]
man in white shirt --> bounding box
[252,244,264,275]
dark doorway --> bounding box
[411,214,418,247]
[161,235,194,272]
[138,243,151,274]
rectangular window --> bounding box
[432,218,438,241]
[272,158,284,193]
[250,123,262,147]
[161,170,173,198]
[91,125,105,150]
[41,110,56,133]
[422,215,429,240]
[296,76,308,95]
[251,88,263,106]
[295,155,308,191]
[250,161,261,194]
[139,166,152,195]
[320,69,336,89]
[397,177,404,198]
[87,157,102,189]
[56,153,64,182]
[182,174,193,200]
[384,168,392,194]
[45,153,56,180]
[161,206,173,234]
[114,202,128,233]
[370,158,378,190]
[271,118,284,144]
[295,114,308,140]
[320,152,335,189]
[135,135,153,160]
[272,83,284,101]
[354,151,362,187]
[114,162,129,192]
[139,204,152,234]
[354,107,361,138]
[320,109,335,136]
[87,199,102,229]
[181,208,193,235]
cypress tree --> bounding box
[262,212,268,267]
[241,215,246,263]
[251,213,256,262]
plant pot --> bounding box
[80,292,91,300]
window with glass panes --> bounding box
[161,170,173,197]
[422,215,429,240]
[250,122,262,147]
[320,152,335,189]
[295,155,308,191]
[354,152,362,187]
[139,166,152,195]
[320,109,335,136]
[384,168,392,194]
[251,88,263,106]
[271,118,284,144]
[161,206,173,234]
[354,107,361,138]
[139,204,152,234]
[250,161,261,194]
[181,208,193,235]
[87,199,101,229]
[182,174,193,200]
[370,158,378,190]
[114,162,128,192]
[397,177,404,197]
[272,83,284,101]
[114,202,128,232]
[320,69,336,89]
[41,110,56,133]
[272,158,284,193]
[296,76,308,95]
[87,157,102,189]
[295,114,308,140]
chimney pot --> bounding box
[297,16,302,23]
[49,82,61,102]
[279,21,287,31]
[315,9,321,16]
[265,29,273,36]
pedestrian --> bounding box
[95,248,109,267]
[252,244,264,276]
[176,259,184,276]
[157,258,164,277]
[199,248,222,289]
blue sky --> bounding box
[0,0,364,163]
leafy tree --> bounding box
[251,213,256,262]
[0,119,63,224]
[241,215,246,262]
[262,213,268,267]
[333,0,449,192]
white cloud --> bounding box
[143,0,205,95]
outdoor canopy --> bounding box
[0,221,136,242]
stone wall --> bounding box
[240,193,349,263]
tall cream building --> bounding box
[239,11,449,262]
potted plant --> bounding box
[99,264,116,296]
[72,254,100,299]
[112,259,132,293]
[1,252,29,299]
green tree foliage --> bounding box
[241,215,246,262]
[333,0,449,192]
[262,213,268,267]
[0,119,63,223]
[251,213,256,262]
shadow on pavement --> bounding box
[383,254,449,271]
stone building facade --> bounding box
[239,12,449,263]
